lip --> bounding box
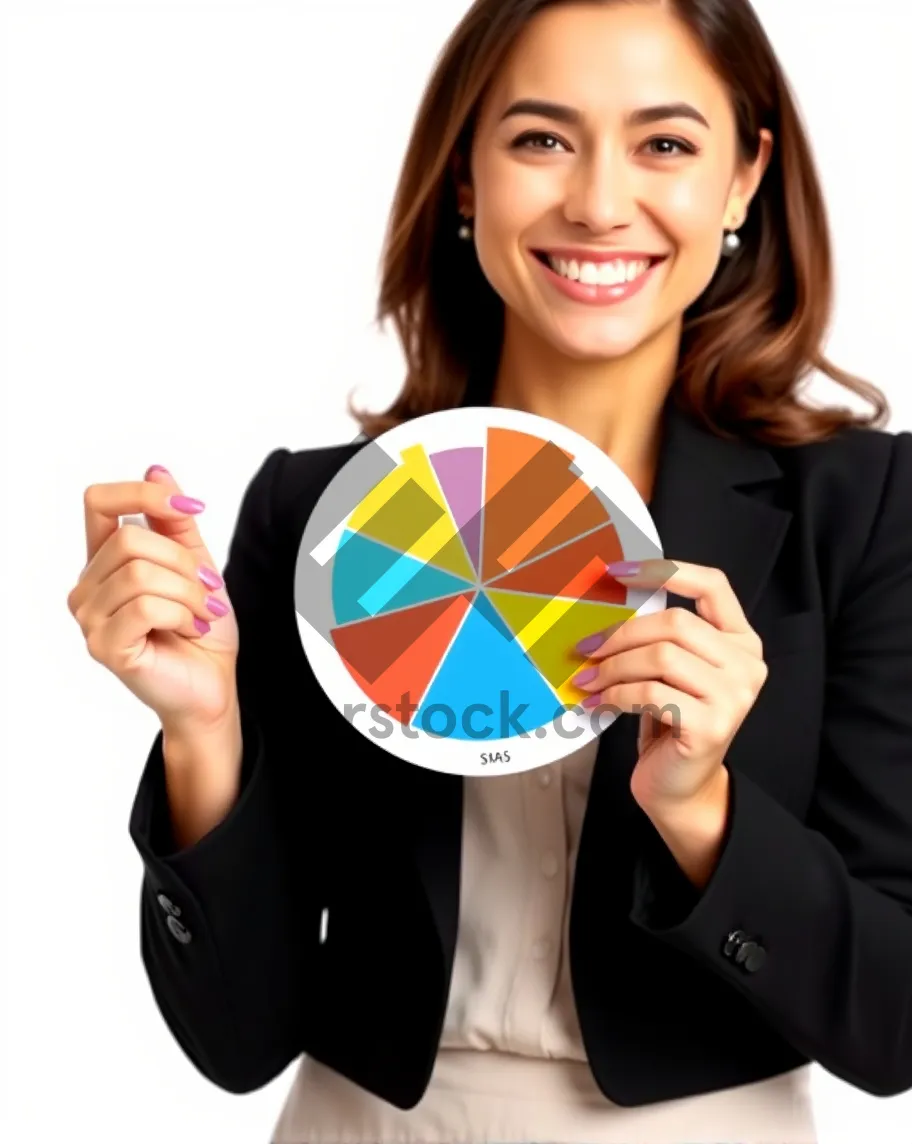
[533,247,668,264]
[533,249,666,307]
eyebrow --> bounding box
[499,98,710,130]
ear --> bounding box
[450,150,475,216]
[726,127,774,226]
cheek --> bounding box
[651,176,731,295]
[474,153,556,252]
[655,174,729,246]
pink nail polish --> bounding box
[198,565,223,590]
[193,617,210,634]
[573,666,599,686]
[206,596,230,617]
[606,560,641,577]
[146,465,169,477]
[581,692,603,709]
[170,495,205,513]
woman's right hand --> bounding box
[67,464,240,735]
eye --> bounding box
[642,136,699,157]
[510,130,569,152]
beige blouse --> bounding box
[270,740,818,1144]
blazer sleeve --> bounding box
[628,429,912,1098]
[128,447,325,1093]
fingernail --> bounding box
[606,560,641,577]
[206,595,230,617]
[581,692,603,709]
[193,617,210,634]
[573,666,599,686]
[576,632,605,655]
[170,495,205,513]
[146,464,169,477]
[198,565,224,590]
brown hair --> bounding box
[350,0,888,446]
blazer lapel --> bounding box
[647,397,791,622]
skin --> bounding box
[454,1,775,889]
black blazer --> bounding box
[128,399,912,1110]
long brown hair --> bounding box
[351,0,888,446]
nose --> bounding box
[563,145,636,233]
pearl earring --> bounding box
[722,229,742,256]
[458,218,473,240]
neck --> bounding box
[489,315,682,503]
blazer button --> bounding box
[166,914,192,944]
[722,929,750,958]
[157,893,181,918]
[737,941,767,973]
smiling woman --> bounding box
[103,2,912,1144]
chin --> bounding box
[549,329,650,362]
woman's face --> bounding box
[462,1,771,362]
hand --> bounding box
[573,559,768,817]
[67,464,240,736]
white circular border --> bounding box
[295,406,666,776]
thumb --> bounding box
[143,463,216,565]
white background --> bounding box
[2,1,910,1141]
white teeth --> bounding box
[547,256,651,286]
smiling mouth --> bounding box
[532,251,666,286]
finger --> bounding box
[142,466,236,628]
[83,477,206,566]
[576,608,729,667]
[69,522,220,615]
[573,642,718,701]
[88,596,209,672]
[141,464,214,555]
[607,558,750,635]
[89,560,229,629]
[582,679,695,730]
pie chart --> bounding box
[294,406,667,775]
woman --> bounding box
[68,0,912,1142]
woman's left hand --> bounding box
[573,559,768,816]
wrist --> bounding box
[637,762,729,824]
[160,702,242,779]
[160,698,241,750]
[159,702,244,851]
[640,768,731,891]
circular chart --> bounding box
[294,406,667,776]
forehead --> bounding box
[480,2,730,125]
